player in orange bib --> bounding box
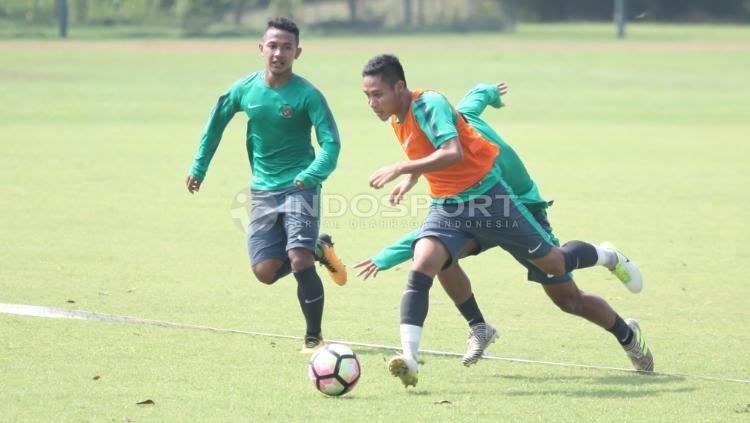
[361,54,648,388]
[390,88,499,198]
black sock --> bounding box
[294,266,324,337]
[456,294,485,326]
[607,315,633,345]
[400,271,434,326]
[275,258,292,281]
[559,240,599,273]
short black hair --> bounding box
[266,16,299,43]
[362,54,406,87]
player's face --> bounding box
[259,28,301,76]
[362,75,404,121]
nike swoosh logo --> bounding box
[528,242,543,254]
[247,104,262,110]
[304,295,323,304]
[402,133,413,150]
[403,289,419,294]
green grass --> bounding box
[2,24,750,422]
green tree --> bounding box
[269,0,303,17]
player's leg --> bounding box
[543,279,618,328]
[474,182,641,290]
[516,209,653,371]
[251,259,289,284]
[542,279,653,371]
[523,221,641,291]
[284,187,327,353]
[402,235,452,359]
[405,234,467,344]
[437,239,479,305]
[389,203,475,387]
[289,246,326,352]
[527,242,622,279]
[388,236,449,387]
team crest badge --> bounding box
[279,104,294,119]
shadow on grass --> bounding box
[495,373,696,398]
[499,373,687,386]
[503,385,696,399]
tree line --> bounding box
[1,0,747,35]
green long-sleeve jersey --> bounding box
[190,72,340,190]
[370,83,548,270]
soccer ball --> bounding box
[308,343,361,396]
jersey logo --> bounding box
[247,104,262,110]
[401,133,414,150]
[279,104,294,119]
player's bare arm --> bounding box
[368,138,463,189]
[389,173,420,206]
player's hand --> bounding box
[186,175,203,194]
[389,173,419,206]
[369,163,403,189]
[294,180,306,190]
[498,82,508,96]
[354,259,380,280]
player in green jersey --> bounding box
[186,17,346,353]
[356,80,652,382]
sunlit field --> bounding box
[1,24,749,422]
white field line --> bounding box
[1,303,748,385]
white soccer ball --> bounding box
[308,343,361,396]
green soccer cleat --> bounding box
[600,242,642,293]
[623,319,654,372]
[388,355,419,388]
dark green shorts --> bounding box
[415,182,555,269]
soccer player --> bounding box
[355,81,653,376]
[186,17,346,353]
[360,55,652,387]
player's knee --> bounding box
[288,249,314,272]
[412,238,449,276]
[534,251,566,276]
[534,262,565,277]
[546,263,567,277]
[252,267,278,285]
[411,256,443,277]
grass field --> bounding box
[1,24,750,422]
